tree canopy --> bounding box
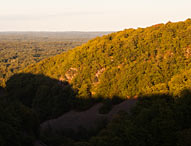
[23,19,191,98]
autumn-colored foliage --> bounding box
[23,19,191,98]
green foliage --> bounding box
[86,91,191,146]
[1,20,191,146]
[0,100,38,146]
[168,69,191,96]
[99,97,123,114]
[5,73,76,121]
[0,32,105,87]
[22,19,191,98]
[36,91,191,146]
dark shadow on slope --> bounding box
[5,73,77,122]
[0,85,5,97]
[40,90,191,146]
[1,73,78,146]
[5,73,127,122]
[4,73,108,122]
[0,88,39,146]
[3,73,191,146]
[2,73,137,145]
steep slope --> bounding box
[22,19,191,98]
[40,99,136,133]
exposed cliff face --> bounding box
[93,68,105,85]
[184,47,191,58]
[59,67,78,83]
[65,68,78,81]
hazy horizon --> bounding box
[0,0,191,31]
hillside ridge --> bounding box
[22,19,191,98]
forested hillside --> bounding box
[23,19,191,98]
[0,20,191,146]
[0,32,110,87]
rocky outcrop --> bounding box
[65,68,78,81]
[93,68,105,86]
[184,47,191,58]
[59,67,78,83]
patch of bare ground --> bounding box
[40,99,137,134]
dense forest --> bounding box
[0,32,110,87]
[23,19,191,98]
[0,20,191,146]
[1,74,191,146]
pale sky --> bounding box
[0,0,191,31]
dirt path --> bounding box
[40,99,137,134]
